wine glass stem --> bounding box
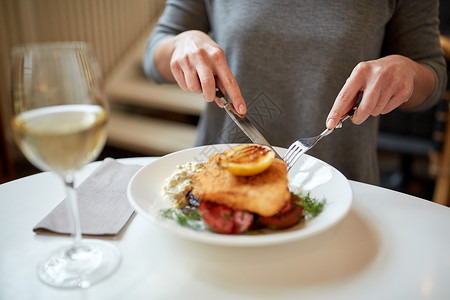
[63,174,82,247]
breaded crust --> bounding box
[191,154,291,217]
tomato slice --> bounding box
[199,201,254,234]
[259,195,304,229]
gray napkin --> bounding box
[33,158,142,236]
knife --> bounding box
[215,87,282,158]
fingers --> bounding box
[215,98,225,108]
[170,59,188,91]
[326,71,363,129]
[193,47,246,114]
[197,65,216,102]
[169,31,246,114]
[326,56,415,129]
[215,72,246,114]
[170,50,203,94]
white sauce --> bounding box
[162,161,205,206]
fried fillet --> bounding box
[191,154,291,217]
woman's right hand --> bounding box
[156,30,247,114]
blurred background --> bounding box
[0,0,449,204]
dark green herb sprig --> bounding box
[294,190,326,218]
[161,206,204,231]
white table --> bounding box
[1,157,449,300]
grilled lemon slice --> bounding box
[217,144,275,176]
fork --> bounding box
[283,102,359,171]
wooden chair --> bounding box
[431,35,450,205]
[377,35,450,204]
[0,117,14,184]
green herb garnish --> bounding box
[222,212,232,220]
[294,190,326,218]
[161,207,204,231]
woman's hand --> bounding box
[155,30,246,114]
[326,55,435,129]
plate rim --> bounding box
[127,144,353,247]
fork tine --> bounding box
[283,144,298,165]
[282,101,357,170]
[284,144,304,169]
[286,148,305,170]
[283,144,294,159]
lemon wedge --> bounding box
[217,144,276,176]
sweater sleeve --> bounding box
[143,0,210,83]
[382,0,447,111]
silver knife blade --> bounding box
[216,88,282,158]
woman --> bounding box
[143,0,447,184]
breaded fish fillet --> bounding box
[191,154,291,217]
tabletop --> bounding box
[1,157,450,300]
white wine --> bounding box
[11,43,121,288]
[12,104,107,174]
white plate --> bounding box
[127,144,352,247]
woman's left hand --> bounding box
[326,54,435,129]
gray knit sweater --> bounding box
[143,0,447,184]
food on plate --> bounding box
[161,144,326,234]
[192,152,290,217]
[162,161,204,206]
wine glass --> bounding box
[10,42,120,288]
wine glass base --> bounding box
[37,240,121,289]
